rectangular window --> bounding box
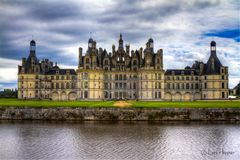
[167,83,170,89]
[222,83,225,89]
[222,92,225,98]
[195,83,199,89]
[205,83,207,89]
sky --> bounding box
[0,0,239,90]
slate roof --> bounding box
[204,52,222,75]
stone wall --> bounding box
[0,107,239,121]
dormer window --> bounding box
[56,70,59,74]
[67,70,70,74]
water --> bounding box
[0,121,239,160]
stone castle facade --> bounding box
[18,34,229,101]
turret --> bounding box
[148,38,154,52]
[210,41,216,55]
[88,37,93,48]
[30,40,36,56]
[119,33,123,49]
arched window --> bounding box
[86,66,89,69]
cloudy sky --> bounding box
[0,0,239,90]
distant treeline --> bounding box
[0,89,17,98]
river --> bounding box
[0,121,239,160]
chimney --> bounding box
[112,45,115,56]
[78,47,82,68]
[126,44,130,56]
[22,58,26,65]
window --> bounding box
[222,83,225,89]
[84,82,88,89]
[177,84,180,89]
[186,83,189,89]
[167,83,170,89]
[83,73,88,80]
[205,83,207,89]
[222,76,224,80]
[104,60,109,65]
[86,58,89,63]
[157,59,160,63]
[222,92,225,98]
[66,83,70,89]
[84,91,88,98]
[133,60,137,65]
[195,83,199,89]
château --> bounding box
[18,34,229,101]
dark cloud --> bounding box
[0,0,239,88]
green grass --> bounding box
[0,98,115,108]
[131,101,240,108]
[0,98,239,108]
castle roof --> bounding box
[204,53,222,75]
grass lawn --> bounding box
[0,98,240,108]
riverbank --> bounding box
[0,107,239,121]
